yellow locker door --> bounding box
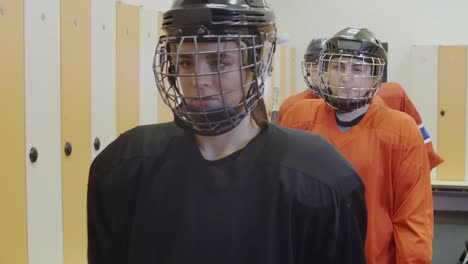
[289,47,297,96]
[437,46,467,180]
[117,3,139,135]
[157,11,174,123]
[139,8,158,126]
[279,45,288,103]
[0,1,27,264]
[61,0,91,263]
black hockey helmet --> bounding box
[318,27,387,112]
[154,0,277,136]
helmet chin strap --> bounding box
[335,104,369,122]
[174,102,250,137]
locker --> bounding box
[0,1,27,263]
[279,45,288,103]
[289,47,297,96]
[91,0,117,159]
[116,2,140,135]
[25,0,63,263]
[466,47,468,182]
[438,46,467,181]
[408,46,439,179]
[139,8,158,126]
[60,0,91,262]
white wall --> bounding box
[120,0,172,11]
[268,0,468,95]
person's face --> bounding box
[324,56,375,98]
[176,41,253,110]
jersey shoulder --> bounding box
[366,101,421,144]
[377,82,406,109]
[266,125,364,198]
[90,122,183,175]
[378,82,405,98]
[281,98,325,126]
[280,90,318,112]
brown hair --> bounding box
[251,98,269,129]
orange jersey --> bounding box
[280,98,434,264]
[278,89,319,123]
[278,82,444,169]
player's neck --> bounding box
[195,115,261,161]
[335,105,369,122]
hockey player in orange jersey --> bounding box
[280,28,434,264]
[279,38,443,170]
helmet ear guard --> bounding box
[301,38,326,96]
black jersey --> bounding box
[87,123,367,264]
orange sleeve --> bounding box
[401,91,423,125]
[392,119,434,264]
[401,92,444,169]
[380,83,444,170]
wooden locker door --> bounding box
[0,1,27,263]
[157,11,174,123]
[61,0,91,262]
[139,8,158,126]
[25,0,63,263]
[466,46,468,182]
[91,0,116,160]
[437,46,467,180]
[289,47,297,96]
[279,45,288,104]
[116,2,139,135]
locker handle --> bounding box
[29,147,38,163]
[64,142,72,156]
[94,137,101,151]
[440,110,446,117]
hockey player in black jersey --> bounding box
[87,0,368,263]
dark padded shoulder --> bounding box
[90,122,183,175]
[266,125,363,197]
